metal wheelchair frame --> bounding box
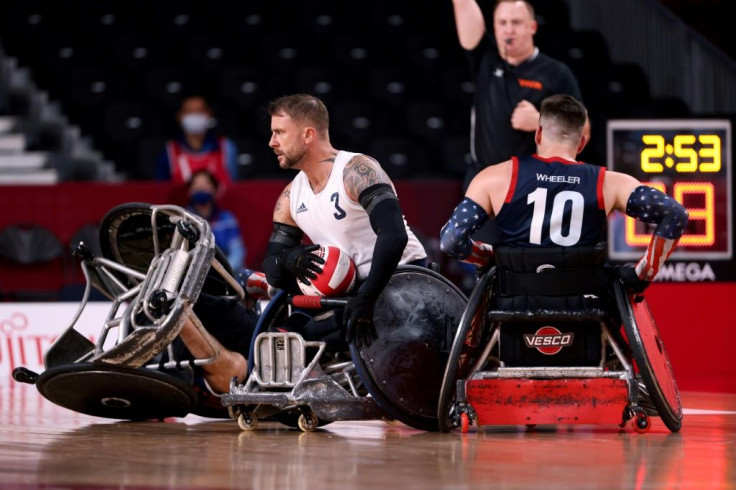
[223,306,385,432]
[14,204,245,420]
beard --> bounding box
[278,145,307,169]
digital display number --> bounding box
[607,120,732,261]
[640,134,721,173]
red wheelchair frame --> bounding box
[438,268,682,434]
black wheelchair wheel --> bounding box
[350,265,467,432]
[99,202,236,297]
[36,363,198,420]
[437,267,496,432]
[614,283,683,433]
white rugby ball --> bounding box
[298,245,357,297]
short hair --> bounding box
[267,94,330,135]
[539,94,587,142]
[494,0,535,19]
[188,169,219,191]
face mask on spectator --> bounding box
[181,114,212,135]
[189,190,215,206]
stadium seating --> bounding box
[368,136,429,179]
[0,0,685,179]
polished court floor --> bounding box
[1,382,734,489]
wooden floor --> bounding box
[1,382,735,489]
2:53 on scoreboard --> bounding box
[607,119,732,261]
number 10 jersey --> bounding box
[495,154,607,247]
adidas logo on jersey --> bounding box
[296,203,308,214]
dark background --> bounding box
[1,0,730,181]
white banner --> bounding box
[0,302,113,381]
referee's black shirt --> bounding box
[468,35,581,168]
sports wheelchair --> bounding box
[437,245,682,434]
[13,202,468,431]
[13,203,248,420]
[222,263,467,432]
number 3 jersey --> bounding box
[495,154,607,247]
[289,150,426,280]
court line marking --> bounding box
[682,408,736,415]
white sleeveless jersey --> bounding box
[290,151,426,280]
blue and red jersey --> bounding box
[495,155,607,247]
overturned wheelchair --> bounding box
[437,245,682,434]
[222,264,467,432]
[13,202,468,431]
[13,203,249,420]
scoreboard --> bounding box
[607,119,733,281]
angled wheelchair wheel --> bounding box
[36,363,197,420]
[99,203,174,277]
[99,203,235,296]
[614,283,683,433]
[350,266,467,431]
[438,267,496,433]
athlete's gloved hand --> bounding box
[277,244,324,285]
[344,292,378,345]
[616,265,650,294]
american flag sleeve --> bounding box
[625,185,689,281]
[440,197,491,264]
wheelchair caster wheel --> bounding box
[228,406,241,421]
[632,411,650,433]
[298,412,319,432]
[238,412,258,431]
[460,413,470,434]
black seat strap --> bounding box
[497,268,611,296]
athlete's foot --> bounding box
[202,349,247,394]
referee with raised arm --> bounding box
[452,0,583,188]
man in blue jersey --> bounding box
[440,94,688,291]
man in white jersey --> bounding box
[262,94,427,344]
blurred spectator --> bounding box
[157,95,238,187]
[451,0,582,189]
[187,170,246,270]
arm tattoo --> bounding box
[319,151,338,164]
[343,154,391,202]
[273,185,296,225]
[274,188,289,215]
